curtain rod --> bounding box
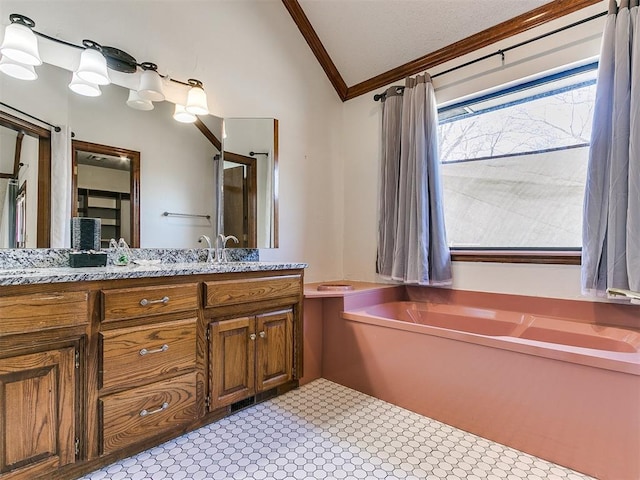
[0,101,61,132]
[373,9,608,101]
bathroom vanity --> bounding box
[0,259,305,480]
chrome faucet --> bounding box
[198,235,214,263]
[216,234,239,262]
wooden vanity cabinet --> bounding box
[209,309,293,409]
[0,291,88,480]
[0,268,303,480]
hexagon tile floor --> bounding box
[80,378,595,480]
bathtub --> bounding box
[348,301,640,373]
[320,298,640,480]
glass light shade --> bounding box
[126,90,154,111]
[68,73,101,97]
[138,69,165,102]
[173,104,196,123]
[185,86,209,115]
[0,56,37,80]
[0,22,41,66]
[76,48,110,85]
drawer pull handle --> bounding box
[139,402,169,417]
[139,344,169,356]
[259,331,266,338]
[249,333,256,341]
[139,296,170,306]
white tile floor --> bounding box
[80,379,595,480]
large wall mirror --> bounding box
[0,62,279,249]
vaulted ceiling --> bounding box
[281,0,601,101]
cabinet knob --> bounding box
[259,331,266,338]
[249,333,257,341]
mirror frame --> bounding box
[273,119,279,247]
[0,109,51,247]
[71,140,141,247]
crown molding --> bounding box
[281,0,348,101]
[282,0,602,102]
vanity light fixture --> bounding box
[173,104,197,123]
[75,40,110,86]
[126,89,154,110]
[0,13,214,122]
[137,62,165,102]
[185,79,209,115]
[0,14,42,66]
[0,55,38,80]
[68,72,102,97]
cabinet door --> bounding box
[0,347,76,479]
[256,310,293,392]
[209,317,255,410]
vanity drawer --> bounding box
[100,318,196,390]
[0,291,88,336]
[100,371,197,455]
[205,275,302,308]
[102,283,198,322]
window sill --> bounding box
[450,250,581,265]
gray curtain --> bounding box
[583,0,640,294]
[377,74,452,286]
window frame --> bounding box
[438,61,598,265]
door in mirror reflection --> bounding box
[224,159,257,248]
[71,140,140,248]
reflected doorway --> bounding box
[223,155,257,248]
[71,140,140,248]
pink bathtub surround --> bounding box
[301,281,403,386]
[304,283,640,480]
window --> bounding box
[438,62,597,258]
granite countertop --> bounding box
[0,261,308,286]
